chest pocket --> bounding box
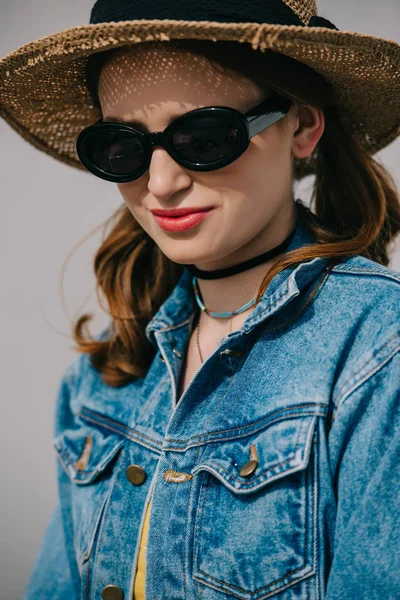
[190,411,319,599]
[53,416,125,566]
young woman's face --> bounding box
[98,43,317,270]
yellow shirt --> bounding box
[133,500,152,599]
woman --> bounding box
[1,1,399,599]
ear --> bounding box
[290,103,325,159]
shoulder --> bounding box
[55,324,112,425]
[325,253,400,325]
[54,323,148,434]
[321,256,400,405]
[325,255,400,317]
[329,254,400,285]
[65,324,112,384]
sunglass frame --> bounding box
[76,91,293,183]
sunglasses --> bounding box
[76,91,293,183]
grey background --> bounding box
[0,1,399,598]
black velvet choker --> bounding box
[185,223,297,280]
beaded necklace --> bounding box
[188,224,297,363]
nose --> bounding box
[147,145,192,199]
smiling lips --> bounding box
[150,206,215,217]
[151,208,215,231]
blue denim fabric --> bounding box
[22,218,400,600]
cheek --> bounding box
[240,133,292,193]
[116,181,137,201]
[232,131,286,177]
[115,183,154,233]
[116,181,146,213]
[252,130,287,164]
[218,146,280,198]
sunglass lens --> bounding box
[84,129,146,176]
[171,116,240,164]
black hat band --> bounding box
[90,0,338,31]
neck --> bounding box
[193,206,297,330]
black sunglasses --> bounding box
[76,91,293,183]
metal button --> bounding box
[126,464,147,486]
[101,584,124,600]
[239,459,258,477]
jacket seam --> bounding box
[79,407,164,452]
[164,404,328,446]
[333,333,400,413]
[195,414,312,488]
[330,265,400,284]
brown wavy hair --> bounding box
[67,39,400,387]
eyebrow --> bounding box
[102,113,184,132]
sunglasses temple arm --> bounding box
[246,109,289,138]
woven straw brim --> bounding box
[0,20,399,179]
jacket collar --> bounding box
[145,216,330,346]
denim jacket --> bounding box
[23,218,400,600]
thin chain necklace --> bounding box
[189,223,298,364]
[186,227,296,363]
[195,310,235,364]
[192,276,256,364]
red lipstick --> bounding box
[150,206,215,217]
[150,206,215,232]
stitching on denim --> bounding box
[198,415,313,488]
[196,479,312,593]
[261,267,331,336]
[152,313,195,332]
[195,573,315,599]
[304,462,310,588]
[56,442,96,482]
[337,331,399,395]
[211,419,312,488]
[79,412,163,454]
[191,441,209,599]
[74,447,124,598]
[313,430,320,600]
[158,285,290,335]
[169,402,325,442]
[194,571,315,599]
[193,426,319,597]
[202,457,297,489]
[90,449,125,600]
[80,406,163,450]
[55,441,76,475]
[195,471,210,583]
[330,265,400,283]
[335,334,400,411]
[162,282,289,345]
[165,404,327,445]
[187,442,207,599]
[55,436,124,481]
[195,461,313,595]
[244,284,290,330]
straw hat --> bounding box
[0,0,399,180]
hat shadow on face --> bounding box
[96,42,270,130]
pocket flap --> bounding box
[54,425,125,485]
[190,413,317,493]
